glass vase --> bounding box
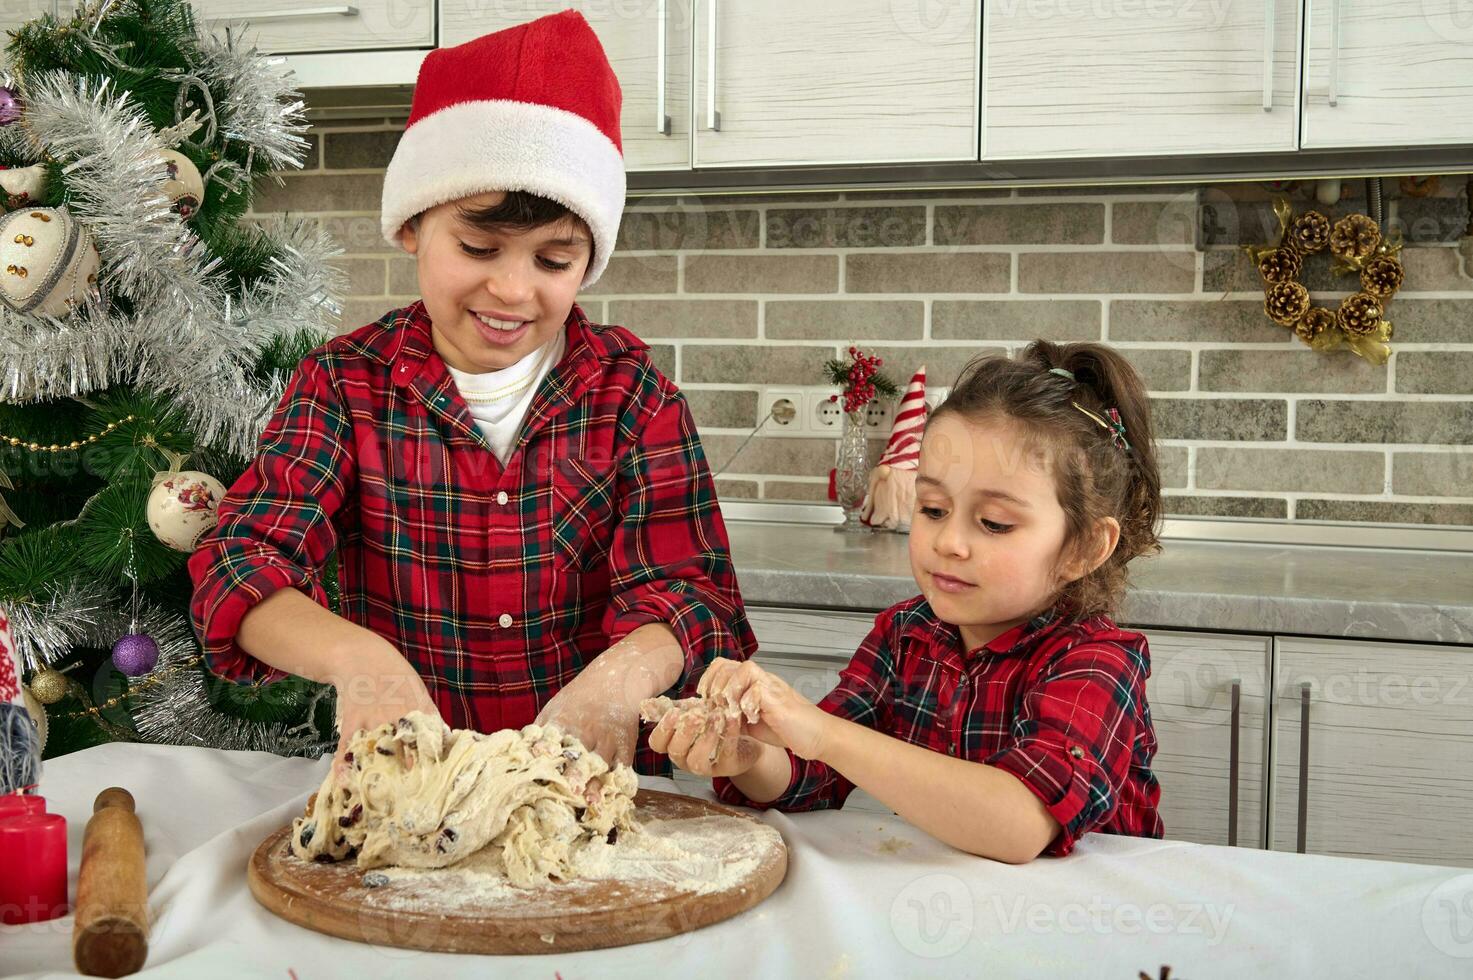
[834,410,871,533]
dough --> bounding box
[640,694,759,733]
[291,712,638,887]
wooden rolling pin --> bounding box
[73,787,148,978]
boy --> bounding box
[188,11,756,772]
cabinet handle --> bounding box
[1296,681,1311,854]
[1228,679,1242,846]
[656,0,672,135]
[208,5,360,22]
[1261,0,1274,111]
[1327,0,1341,107]
[706,0,722,131]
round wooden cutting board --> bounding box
[247,788,787,955]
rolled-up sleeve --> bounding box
[602,390,757,694]
[986,640,1150,856]
[187,356,356,685]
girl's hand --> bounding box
[697,659,830,760]
[328,641,440,776]
[648,709,764,778]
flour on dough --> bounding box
[290,712,638,887]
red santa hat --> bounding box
[380,10,626,286]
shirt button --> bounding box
[498,613,513,629]
[1069,745,1085,759]
[496,491,509,505]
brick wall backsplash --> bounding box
[258,122,1473,526]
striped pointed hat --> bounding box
[876,366,927,470]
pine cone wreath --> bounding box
[1265,281,1311,326]
[1360,255,1405,298]
[1336,292,1384,335]
[1295,306,1336,344]
[1289,210,1331,254]
[1256,246,1303,283]
[1330,214,1381,262]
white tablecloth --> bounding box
[2,742,1471,978]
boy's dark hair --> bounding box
[428,190,596,267]
[930,340,1163,621]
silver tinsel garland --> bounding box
[190,29,311,176]
[0,9,345,754]
[129,606,333,758]
[6,71,342,455]
[4,580,115,671]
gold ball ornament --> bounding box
[29,668,67,705]
[1264,280,1311,327]
[156,149,204,220]
[21,684,47,753]
[146,469,227,551]
[0,206,101,316]
[0,163,47,212]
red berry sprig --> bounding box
[838,346,884,413]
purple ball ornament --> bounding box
[111,633,160,677]
[0,87,21,126]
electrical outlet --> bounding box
[808,389,842,432]
[761,387,804,433]
[863,397,894,431]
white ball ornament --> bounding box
[146,470,228,552]
[157,149,204,220]
[0,163,47,211]
[0,206,100,316]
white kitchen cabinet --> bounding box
[1270,636,1473,867]
[692,0,980,167]
[1143,630,1271,848]
[195,0,434,54]
[983,0,1300,159]
[440,1,692,172]
[1301,0,1473,148]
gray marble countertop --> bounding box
[726,521,1473,646]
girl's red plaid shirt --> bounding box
[715,597,1164,855]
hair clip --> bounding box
[1047,367,1075,381]
[1071,401,1132,453]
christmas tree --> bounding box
[0,0,341,758]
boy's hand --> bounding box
[534,654,644,768]
[328,640,440,777]
[535,624,686,768]
[698,659,831,760]
[536,687,640,769]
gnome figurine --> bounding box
[1,609,42,794]
[861,365,927,532]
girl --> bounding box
[650,341,1165,863]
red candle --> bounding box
[0,811,67,924]
[0,793,45,820]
